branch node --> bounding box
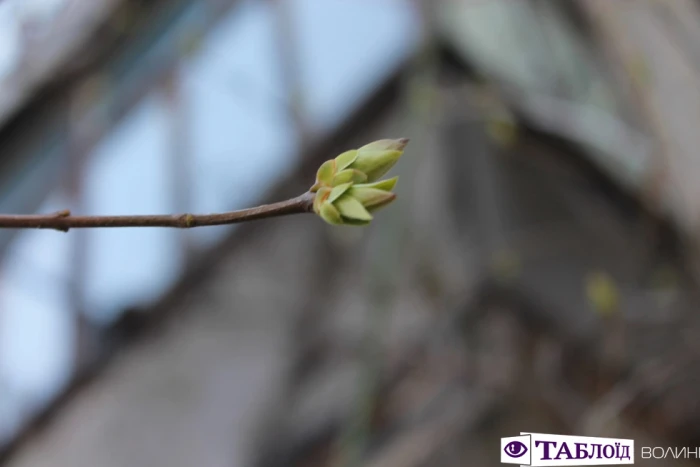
[52,210,71,232]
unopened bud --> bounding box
[313,178,399,226]
[310,139,408,226]
[346,177,398,212]
[341,138,408,182]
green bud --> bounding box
[310,139,408,226]
[335,150,359,171]
[313,178,399,226]
[328,182,353,204]
[353,176,398,192]
[332,168,367,186]
[311,160,336,192]
[358,139,409,152]
[346,178,398,212]
[339,138,408,182]
[334,194,373,221]
[319,201,343,225]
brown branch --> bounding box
[0,192,316,232]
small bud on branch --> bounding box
[310,138,408,226]
[0,138,408,232]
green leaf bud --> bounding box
[346,138,408,182]
[310,139,408,226]
[346,186,396,212]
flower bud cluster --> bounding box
[310,139,408,226]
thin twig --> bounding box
[0,192,315,232]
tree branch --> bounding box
[0,192,315,232]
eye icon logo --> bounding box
[504,441,528,458]
[501,433,634,465]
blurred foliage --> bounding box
[491,249,522,283]
[586,271,620,317]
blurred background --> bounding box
[0,0,700,466]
